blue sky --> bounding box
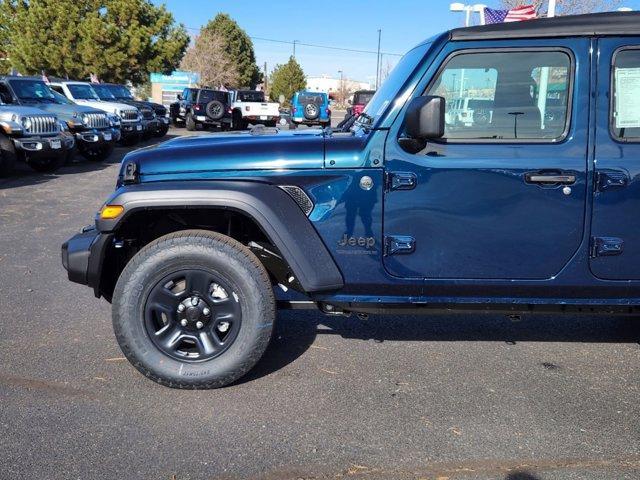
[152,0,640,84]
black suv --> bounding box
[170,88,231,131]
[97,83,170,138]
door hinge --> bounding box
[590,236,624,257]
[385,171,417,191]
[384,235,416,256]
[595,170,628,192]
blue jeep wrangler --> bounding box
[290,90,331,128]
[62,12,640,388]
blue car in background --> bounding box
[290,90,330,128]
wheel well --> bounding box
[99,207,294,301]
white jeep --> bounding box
[229,90,280,129]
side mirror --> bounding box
[405,95,445,139]
[347,99,352,105]
[177,94,183,101]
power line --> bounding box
[184,26,403,57]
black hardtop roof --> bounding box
[0,75,48,81]
[450,11,640,41]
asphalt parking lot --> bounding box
[1,123,640,480]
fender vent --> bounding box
[279,185,314,216]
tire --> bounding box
[321,122,330,129]
[206,100,225,121]
[172,117,183,128]
[112,230,276,389]
[232,111,247,130]
[120,134,140,147]
[81,143,115,162]
[27,154,65,173]
[303,103,320,120]
[154,123,170,138]
[185,113,197,131]
[0,134,17,177]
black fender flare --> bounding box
[97,180,344,292]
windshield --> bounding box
[237,91,265,102]
[9,79,56,103]
[105,84,133,100]
[92,84,117,100]
[51,89,74,105]
[198,90,228,104]
[67,84,100,100]
[359,42,431,128]
[298,93,325,104]
[353,92,374,105]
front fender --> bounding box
[97,180,344,293]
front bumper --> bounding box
[120,121,144,138]
[141,118,161,134]
[74,129,116,149]
[61,225,112,293]
[13,134,75,158]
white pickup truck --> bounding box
[229,90,280,129]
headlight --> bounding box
[21,117,32,131]
[80,113,89,125]
[108,113,121,127]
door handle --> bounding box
[525,172,576,185]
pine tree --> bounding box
[269,57,306,106]
[2,0,189,84]
[200,13,260,88]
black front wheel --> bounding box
[154,123,170,137]
[27,154,65,173]
[0,134,17,177]
[81,144,115,162]
[112,230,276,389]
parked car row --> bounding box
[170,88,281,131]
[0,76,170,176]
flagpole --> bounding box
[537,0,555,130]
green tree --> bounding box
[2,0,189,84]
[268,56,306,106]
[200,13,260,88]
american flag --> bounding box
[41,70,49,84]
[484,5,537,23]
[89,73,100,84]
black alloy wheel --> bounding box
[144,269,242,362]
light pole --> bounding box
[375,29,382,89]
[338,70,344,105]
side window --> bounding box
[182,89,190,102]
[425,50,571,141]
[612,48,640,140]
[0,84,13,104]
[50,85,64,95]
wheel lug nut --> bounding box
[218,321,230,333]
[196,321,204,329]
[177,304,185,312]
[180,319,188,327]
[203,307,210,316]
[191,297,199,306]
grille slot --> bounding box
[85,113,109,129]
[279,186,314,216]
[24,115,58,135]
[141,109,155,120]
[120,109,139,122]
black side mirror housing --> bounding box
[177,94,183,101]
[405,96,445,140]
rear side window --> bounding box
[425,50,572,141]
[612,48,640,141]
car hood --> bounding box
[24,102,105,120]
[74,99,137,114]
[0,105,60,117]
[122,129,327,179]
[117,98,166,113]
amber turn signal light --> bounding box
[100,205,124,219]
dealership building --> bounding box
[150,70,199,107]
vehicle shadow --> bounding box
[239,308,640,385]
[505,472,542,480]
[0,133,182,190]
